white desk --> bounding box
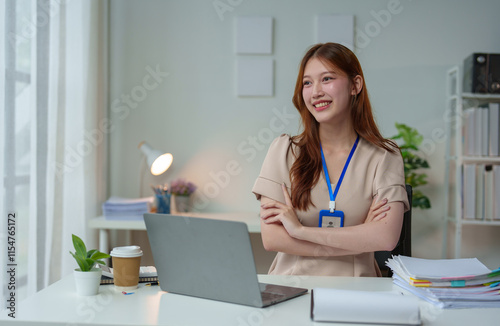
[2,274,499,325]
[89,211,260,253]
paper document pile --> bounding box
[102,196,153,220]
[387,255,500,309]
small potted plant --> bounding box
[391,122,431,209]
[170,178,197,212]
[69,234,110,296]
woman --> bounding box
[252,43,409,277]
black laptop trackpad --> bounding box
[259,283,307,303]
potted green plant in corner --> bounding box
[69,234,110,296]
[391,123,432,209]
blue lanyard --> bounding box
[320,135,359,212]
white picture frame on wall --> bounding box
[316,14,354,50]
[235,16,273,54]
[236,58,274,97]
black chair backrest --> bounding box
[375,184,412,276]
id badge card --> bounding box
[318,210,344,228]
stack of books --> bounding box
[387,255,500,309]
[102,196,153,220]
[100,265,158,285]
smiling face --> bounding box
[301,57,357,125]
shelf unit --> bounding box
[442,66,500,258]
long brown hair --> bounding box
[290,43,398,210]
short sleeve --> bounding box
[252,134,294,203]
[373,150,410,212]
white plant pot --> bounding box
[74,268,102,296]
[173,195,191,212]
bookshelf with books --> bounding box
[443,66,500,259]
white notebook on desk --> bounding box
[311,288,421,325]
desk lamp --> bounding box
[138,141,173,197]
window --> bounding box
[2,0,46,301]
[2,0,108,304]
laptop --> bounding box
[144,213,308,307]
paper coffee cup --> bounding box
[110,246,143,291]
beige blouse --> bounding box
[252,134,409,277]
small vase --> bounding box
[173,195,191,213]
[74,268,102,296]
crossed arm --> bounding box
[259,184,404,257]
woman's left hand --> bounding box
[260,184,303,237]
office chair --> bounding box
[375,184,412,277]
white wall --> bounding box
[108,0,500,268]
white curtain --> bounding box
[1,0,108,299]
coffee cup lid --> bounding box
[110,245,143,258]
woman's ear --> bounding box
[351,75,363,95]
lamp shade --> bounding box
[138,141,173,176]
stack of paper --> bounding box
[387,255,500,309]
[102,196,153,220]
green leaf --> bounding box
[407,174,427,188]
[91,251,111,261]
[403,144,419,151]
[86,249,98,259]
[85,258,96,270]
[95,260,107,266]
[404,154,430,170]
[70,251,88,271]
[412,191,431,209]
[413,197,431,209]
[393,123,423,148]
[72,234,87,259]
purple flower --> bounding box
[170,178,197,196]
